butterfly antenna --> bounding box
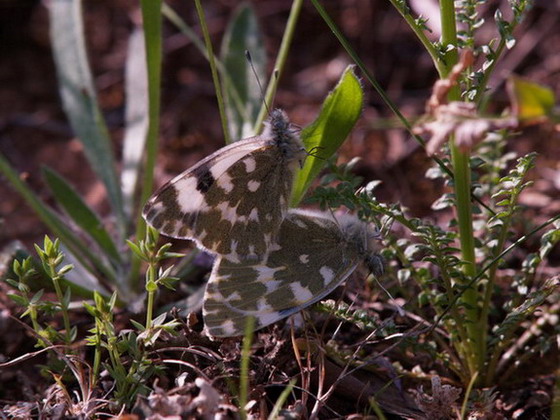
[245,50,270,115]
[374,276,405,317]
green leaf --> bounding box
[8,294,27,306]
[121,26,150,220]
[130,318,145,331]
[126,240,145,260]
[220,3,266,140]
[62,286,72,307]
[42,166,121,263]
[49,0,125,236]
[291,66,364,206]
[31,289,44,304]
[508,76,555,122]
[133,0,163,290]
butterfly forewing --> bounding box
[203,210,369,337]
[143,110,306,261]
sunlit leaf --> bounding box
[508,76,555,123]
[291,65,363,206]
[121,26,149,221]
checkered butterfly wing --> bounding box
[203,210,377,337]
[143,110,306,261]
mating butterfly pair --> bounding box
[143,109,380,337]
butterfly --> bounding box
[143,109,306,262]
[203,209,383,337]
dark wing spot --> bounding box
[194,166,215,193]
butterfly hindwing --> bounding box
[143,110,306,261]
[203,210,374,337]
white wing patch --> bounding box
[319,266,336,286]
[290,282,314,304]
[243,157,257,173]
[299,254,310,264]
[175,178,207,214]
[247,180,261,192]
[219,172,235,193]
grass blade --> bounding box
[0,154,117,284]
[42,166,121,264]
[220,3,266,139]
[290,66,363,206]
[48,0,125,237]
[121,25,150,221]
[254,0,304,131]
[131,0,163,291]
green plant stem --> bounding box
[267,379,296,420]
[254,0,304,131]
[28,304,43,339]
[440,0,481,377]
[387,0,445,76]
[461,372,479,419]
[133,0,163,292]
[239,317,255,420]
[51,274,72,345]
[194,0,230,144]
[145,265,156,329]
[92,326,102,386]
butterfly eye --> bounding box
[366,254,385,278]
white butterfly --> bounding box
[203,209,383,337]
[143,109,306,262]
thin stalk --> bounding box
[49,266,72,345]
[162,4,248,124]
[91,324,102,386]
[460,372,479,419]
[28,304,47,347]
[267,379,296,420]
[387,0,445,76]
[254,0,304,131]
[194,0,230,144]
[133,0,163,291]
[239,317,255,420]
[145,265,156,329]
[440,0,481,376]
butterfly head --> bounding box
[337,214,383,275]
